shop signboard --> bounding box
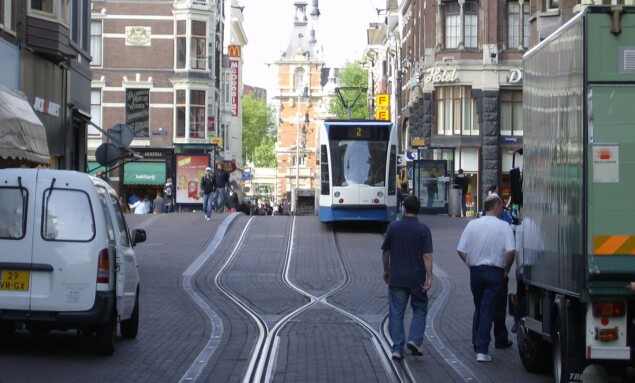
[175,154,208,204]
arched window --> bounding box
[294,68,305,93]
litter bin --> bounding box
[448,184,462,217]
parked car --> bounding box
[0,168,146,355]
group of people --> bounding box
[382,192,515,363]
[123,177,177,215]
[200,163,233,220]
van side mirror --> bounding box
[131,229,146,247]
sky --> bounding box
[240,0,385,94]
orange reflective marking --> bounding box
[593,236,635,255]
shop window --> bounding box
[437,86,478,136]
[500,91,523,136]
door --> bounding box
[0,169,36,310]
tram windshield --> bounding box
[330,140,388,187]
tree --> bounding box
[254,136,277,167]
[329,61,368,119]
[242,93,276,165]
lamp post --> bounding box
[293,86,309,214]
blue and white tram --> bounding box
[318,120,398,223]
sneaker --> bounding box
[476,353,492,362]
[391,351,403,360]
[205,217,210,221]
[407,341,423,356]
[495,339,513,349]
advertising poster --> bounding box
[175,154,208,204]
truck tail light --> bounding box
[592,302,625,317]
[97,249,110,284]
[595,327,619,342]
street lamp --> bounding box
[293,86,309,214]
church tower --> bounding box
[274,1,324,210]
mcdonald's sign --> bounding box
[228,45,241,58]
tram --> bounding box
[317,120,398,223]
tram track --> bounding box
[212,217,416,383]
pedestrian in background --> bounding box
[200,167,216,221]
[381,196,433,360]
[454,169,469,217]
[457,193,515,362]
[213,162,229,213]
[228,188,239,212]
[164,177,175,213]
[153,191,165,214]
[129,194,146,215]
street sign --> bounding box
[376,109,390,121]
[396,154,406,166]
[376,94,390,107]
[406,150,418,161]
[209,137,223,146]
[408,167,414,179]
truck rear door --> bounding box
[0,169,36,310]
[587,85,635,283]
[30,172,99,312]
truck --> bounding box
[513,5,635,383]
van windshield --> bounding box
[43,189,95,241]
[0,187,27,239]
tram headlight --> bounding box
[377,191,384,198]
[334,191,340,198]
[373,198,380,204]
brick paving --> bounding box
[0,212,555,382]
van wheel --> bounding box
[95,313,116,356]
[120,293,139,339]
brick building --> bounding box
[89,0,239,207]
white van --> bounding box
[0,168,146,355]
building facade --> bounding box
[274,1,324,209]
[0,1,92,171]
[89,0,230,205]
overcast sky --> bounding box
[240,0,384,94]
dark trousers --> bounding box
[493,276,510,345]
[469,265,505,354]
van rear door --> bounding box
[0,169,36,310]
[29,171,99,312]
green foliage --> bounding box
[242,94,276,164]
[329,61,369,120]
[254,136,277,167]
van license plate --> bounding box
[0,270,30,292]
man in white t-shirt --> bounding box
[457,193,515,363]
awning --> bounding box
[0,88,50,164]
[124,162,166,185]
[87,162,109,176]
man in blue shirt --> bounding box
[381,196,433,360]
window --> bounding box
[71,0,88,50]
[191,21,207,70]
[445,3,460,49]
[464,2,478,48]
[0,187,27,239]
[222,72,231,107]
[90,21,102,66]
[89,89,101,136]
[1,0,14,32]
[30,0,70,26]
[190,90,205,138]
[175,19,207,70]
[42,189,95,242]
[444,1,478,50]
[294,68,305,94]
[175,89,207,139]
[508,2,530,49]
[500,91,523,136]
[175,90,186,138]
[176,20,186,69]
[436,86,478,136]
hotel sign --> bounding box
[424,67,459,84]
